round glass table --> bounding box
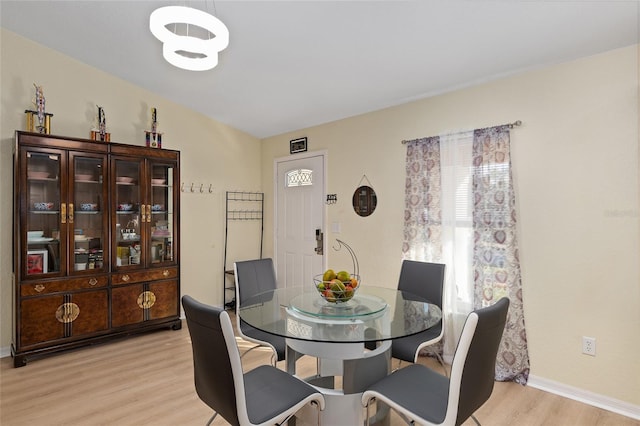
[239,286,442,425]
[239,286,441,343]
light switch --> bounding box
[332,222,341,233]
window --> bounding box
[286,169,313,187]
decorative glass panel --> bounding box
[73,156,106,272]
[115,159,141,267]
[286,169,313,187]
[26,151,61,274]
[150,163,174,264]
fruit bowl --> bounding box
[313,272,360,304]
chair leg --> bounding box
[314,400,321,426]
[240,344,278,367]
[433,351,449,378]
[364,398,373,426]
[206,412,218,426]
[240,344,261,360]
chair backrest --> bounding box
[182,295,248,426]
[398,260,445,309]
[234,258,278,308]
[445,297,510,426]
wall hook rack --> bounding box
[180,181,215,195]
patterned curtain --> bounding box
[402,126,530,384]
[472,125,529,384]
[402,137,442,261]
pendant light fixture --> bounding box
[150,5,229,71]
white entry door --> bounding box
[275,152,325,288]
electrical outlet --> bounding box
[582,336,596,356]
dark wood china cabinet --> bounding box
[12,131,181,367]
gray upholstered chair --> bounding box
[182,295,325,426]
[362,297,510,426]
[234,258,286,365]
[392,260,446,369]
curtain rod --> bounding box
[401,120,522,144]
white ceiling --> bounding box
[1,1,638,138]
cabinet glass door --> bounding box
[71,154,107,272]
[149,163,175,264]
[25,151,62,275]
[114,159,142,268]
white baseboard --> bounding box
[1,345,11,359]
[528,374,640,421]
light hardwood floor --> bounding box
[1,316,637,426]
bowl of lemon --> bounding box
[313,269,360,303]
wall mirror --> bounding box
[352,185,377,217]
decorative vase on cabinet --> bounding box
[12,131,181,367]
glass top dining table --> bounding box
[238,286,442,344]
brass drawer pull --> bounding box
[34,284,45,293]
[121,274,130,282]
[137,291,156,309]
[89,278,98,286]
[163,269,170,277]
[56,302,80,323]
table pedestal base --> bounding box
[287,339,391,426]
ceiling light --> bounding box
[150,6,229,71]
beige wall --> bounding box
[262,45,640,406]
[1,27,638,412]
[0,29,262,351]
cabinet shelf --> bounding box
[27,240,58,245]
[28,177,58,182]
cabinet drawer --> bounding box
[21,275,109,296]
[111,267,178,285]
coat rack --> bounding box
[180,182,214,194]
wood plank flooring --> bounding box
[1,316,637,426]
